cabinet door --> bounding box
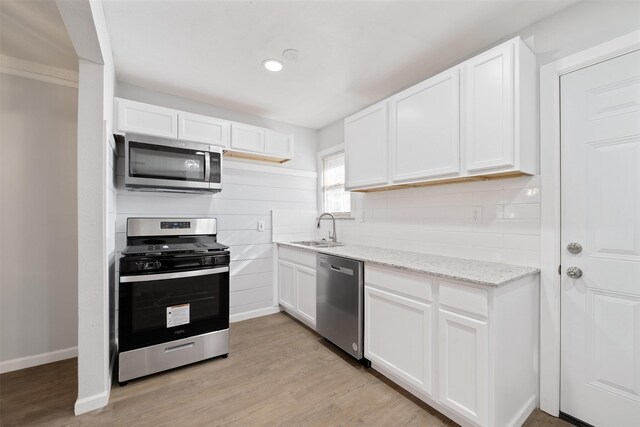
[231,123,265,153]
[390,68,460,183]
[265,131,294,158]
[439,308,488,426]
[295,265,316,326]
[463,40,515,173]
[365,286,432,395]
[116,98,178,138]
[278,260,296,311]
[178,112,230,148]
[344,101,389,190]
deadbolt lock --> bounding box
[567,242,582,254]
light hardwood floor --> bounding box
[1,313,570,426]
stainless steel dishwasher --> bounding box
[316,253,370,367]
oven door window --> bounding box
[129,142,207,182]
[119,269,229,351]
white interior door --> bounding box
[560,49,640,427]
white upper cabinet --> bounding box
[228,123,293,163]
[178,112,230,148]
[114,98,293,163]
[344,36,536,191]
[389,67,460,183]
[265,131,294,158]
[344,101,389,190]
[116,98,178,138]
[462,37,536,175]
[230,123,266,152]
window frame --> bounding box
[317,144,352,219]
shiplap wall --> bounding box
[115,151,317,319]
[319,174,541,267]
[272,210,319,243]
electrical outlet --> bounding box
[257,220,265,231]
[472,207,482,224]
[358,211,365,223]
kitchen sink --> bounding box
[291,240,344,248]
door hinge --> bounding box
[558,264,561,275]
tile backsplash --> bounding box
[320,175,541,267]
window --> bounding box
[321,151,351,215]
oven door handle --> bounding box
[120,267,229,283]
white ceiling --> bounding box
[103,0,577,130]
[0,0,78,70]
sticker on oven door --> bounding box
[167,304,190,328]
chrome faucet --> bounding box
[317,213,337,243]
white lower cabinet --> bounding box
[295,266,316,325]
[277,246,316,329]
[277,260,296,311]
[365,286,432,395]
[365,264,538,427]
[439,308,488,426]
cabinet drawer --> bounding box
[365,264,432,302]
[439,280,488,318]
[278,246,316,268]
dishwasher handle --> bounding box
[327,264,354,276]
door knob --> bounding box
[566,267,583,279]
[567,242,582,254]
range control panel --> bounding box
[160,221,191,229]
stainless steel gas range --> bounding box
[117,218,230,384]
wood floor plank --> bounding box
[0,312,570,426]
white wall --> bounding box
[520,0,640,67]
[0,73,79,372]
[317,119,343,152]
[113,84,319,319]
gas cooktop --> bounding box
[122,241,228,256]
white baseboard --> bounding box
[230,306,281,323]
[74,389,110,415]
[0,347,77,374]
[508,394,537,427]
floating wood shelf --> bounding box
[224,150,290,164]
[350,171,528,192]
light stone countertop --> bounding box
[276,242,539,288]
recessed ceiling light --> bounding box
[263,59,283,72]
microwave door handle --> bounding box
[204,152,211,183]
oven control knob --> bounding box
[137,261,161,271]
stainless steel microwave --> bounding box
[124,134,222,193]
